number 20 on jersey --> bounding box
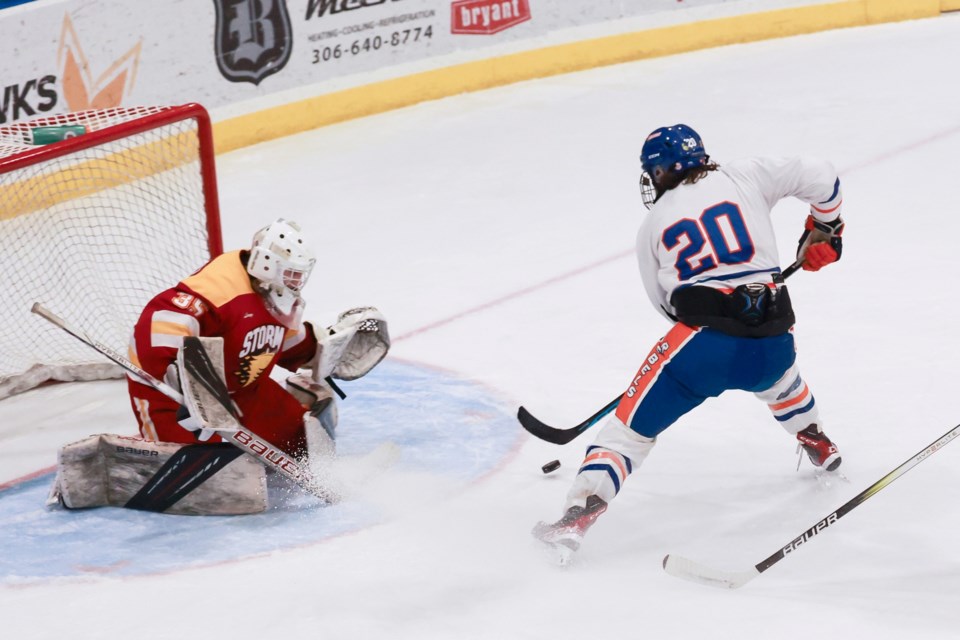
[662,202,755,281]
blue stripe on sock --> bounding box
[775,397,816,422]
[581,463,621,494]
[584,445,632,474]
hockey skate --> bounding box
[796,424,841,472]
[532,495,608,566]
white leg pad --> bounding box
[47,434,267,515]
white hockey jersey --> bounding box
[636,156,842,320]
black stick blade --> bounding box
[517,396,621,446]
[517,406,589,445]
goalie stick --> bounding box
[663,421,960,589]
[31,303,336,503]
[518,260,803,445]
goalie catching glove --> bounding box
[310,307,390,382]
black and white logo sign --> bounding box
[214,0,293,85]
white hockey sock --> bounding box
[564,418,655,511]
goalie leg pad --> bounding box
[48,434,267,515]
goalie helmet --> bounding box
[639,124,709,209]
[247,219,316,326]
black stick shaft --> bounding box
[753,423,960,574]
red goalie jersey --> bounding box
[127,249,318,454]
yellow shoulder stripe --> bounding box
[182,251,254,308]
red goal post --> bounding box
[0,104,223,399]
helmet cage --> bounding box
[639,171,659,209]
[281,263,311,293]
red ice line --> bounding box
[394,121,960,343]
[392,249,634,342]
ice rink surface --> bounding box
[3,12,960,639]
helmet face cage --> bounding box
[281,263,312,293]
[639,171,658,209]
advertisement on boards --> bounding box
[0,0,823,124]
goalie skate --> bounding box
[532,495,607,565]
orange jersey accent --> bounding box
[614,323,700,427]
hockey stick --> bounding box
[31,303,336,502]
[518,260,803,445]
[178,336,337,502]
[663,422,960,589]
[31,302,186,403]
[518,398,619,446]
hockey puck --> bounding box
[541,459,561,474]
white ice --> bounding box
[3,13,960,639]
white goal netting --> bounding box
[0,105,221,399]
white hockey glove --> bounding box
[310,307,390,381]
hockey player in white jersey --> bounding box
[533,124,845,562]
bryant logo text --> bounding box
[451,0,531,35]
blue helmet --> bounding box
[640,124,708,176]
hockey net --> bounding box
[0,104,223,400]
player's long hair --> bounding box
[660,162,720,192]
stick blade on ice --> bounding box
[662,554,759,590]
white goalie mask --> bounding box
[246,219,316,326]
